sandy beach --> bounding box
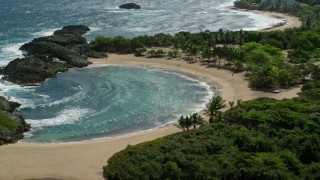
[253,10,302,31]
[230,8,302,31]
[0,10,303,180]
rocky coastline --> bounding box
[0,96,30,145]
[1,25,107,85]
[0,25,107,144]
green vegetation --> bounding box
[178,113,205,131]
[103,81,320,179]
[102,1,320,178]
[90,8,320,90]
[0,114,17,130]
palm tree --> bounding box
[178,115,186,131]
[205,95,226,116]
[191,113,205,129]
[229,101,235,110]
[185,116,192,131]
[238,29,244,46]
[200,46,212,62]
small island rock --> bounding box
[2,55,68,85]
[119,3,141,9]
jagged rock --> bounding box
[119,3,141,9]
[20,41,91,67]
[2,55,67,85]
[72,44,108,58]
[2,25,104,85]
[0,96,21,113]
[0,97,30,145]
[0,25,107,143]
[32,34,87,47]
[53,25,90,36]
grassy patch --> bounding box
[0,114,17,130]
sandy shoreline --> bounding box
[0,10,303,180]
[230,8,302,31]
[0,55,302,180]
[252,10,302,31]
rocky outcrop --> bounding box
[54,25,90,36]
[1,25,107,85]
[2,55,67,85]
[19,42,90,67]
[0,97,30,145]
[32,34,88,47]
[0,96,21,113]
[19,25,92,68]
[119,3,141,9]
[72,44,107,58]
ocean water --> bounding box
[0,0,285,66]
[0,0,284,142]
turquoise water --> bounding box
[3,66,212,142]
[0,0,284,142]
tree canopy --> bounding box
[103,81,320,179]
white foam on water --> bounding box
[103,6,120,10]
[130,26,153,32]
[26,107,91,127]
[192,82,215,113]
[0,79,37,107]
[196,11,208,14]
[0,77,34,93]
[145,67,214,116]
[30,28,59,37]
[0,77,23,93]
[85,27,102,36]
[24,107,92,138]
[0,43,24,66]
[214,0,236,9]
[232,10,285,31]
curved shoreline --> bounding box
[251,10,302,31]
[0,54,301,180]
[229,7,302,31]
[0,9,303,180]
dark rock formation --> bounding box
[32,34,88,47]
[20,42,90,67]
[0,97,30,145]
[54,25,90,36]
[72,44,108,58]
[0,96,21,113]
[2,25,107,85]
[2,55,67,85]
[119,3,141,9]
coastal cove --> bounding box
[0,2,306,179]
[19,65,213,142]
[0,53,301,179]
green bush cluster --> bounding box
[103,82,320,179]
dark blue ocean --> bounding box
[0,0,283,142]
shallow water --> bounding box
[3,66,212,142]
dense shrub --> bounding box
[103,82,320,179]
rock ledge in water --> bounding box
[1,25,107,85]
[119,3,141,9]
